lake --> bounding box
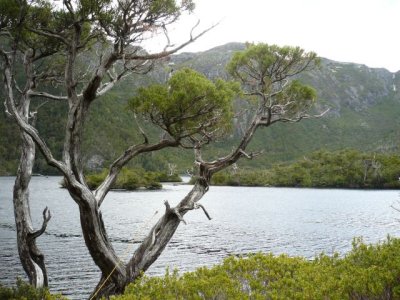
[1,176,400,299]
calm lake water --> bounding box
[1,176,400,299]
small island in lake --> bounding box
[61,168,182,191]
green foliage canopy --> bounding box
[227,43,318,86]
[227,43,318,120]
[129,68,239,142]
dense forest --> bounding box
[2,43,400,176]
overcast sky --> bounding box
[154,0,400,72]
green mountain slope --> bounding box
[1,43,400,175]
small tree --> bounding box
[127,41,324,294]
[133,43,322,198]
[1,1,323,298]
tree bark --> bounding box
[72,187,127,293]
[90,180,209,299]
[128,181,209,278]
[11,56,52,286]
[13,131,51,287]
[7,48,52,288]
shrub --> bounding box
[154,172,182,182]
[113,237,400,300]
[80,168,168,191]
[0,279,65,300]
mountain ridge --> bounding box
[178,42,400,74]
[1,42,400,175]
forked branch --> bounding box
[28,207,51,241]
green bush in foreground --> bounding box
[113,237,400,300]
[0,278,65,300]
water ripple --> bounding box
[1,177,400,299]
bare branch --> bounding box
[239,149,252,159]
[28,207,51,240]
[190,20,201,40]
[63,0,75,17]
[28,91,68,101]
[13,77,23,94]
[124,23,217,61]
[195,203,212,220]
[95,139,179,206]
[2,50,68,175]
[28,28,69,46]
[269,107,330,125]
[3,100,12,116]
[133,113,149,144]
[162,25,173,52]
[244,91,264,97]
[239,149,264,159]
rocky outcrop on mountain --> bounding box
[304,59,394,114]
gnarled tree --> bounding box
[128,47,324,280]
[1,0,324,298]
[0,0,216,296]
[0,0,59,288]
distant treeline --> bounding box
[202,149,400,189]
[61,168,182,191]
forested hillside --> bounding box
[1,42,400,175]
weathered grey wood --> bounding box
[13,132,51,287]
[11,51,51,288]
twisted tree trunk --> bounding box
[14,132,51,287]
[0,45,53,287]
[90,180,209,299]
[12,51,52,286]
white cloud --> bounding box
[151,0,400,72]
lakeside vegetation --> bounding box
[60,168,182,191]
[86,168,182,190]
[201,149,400,189]
[115,237,400,299]
[0,278,65,299]
[3,237,400,299]
[77,149,400,190]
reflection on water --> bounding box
[1,176,399,299]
